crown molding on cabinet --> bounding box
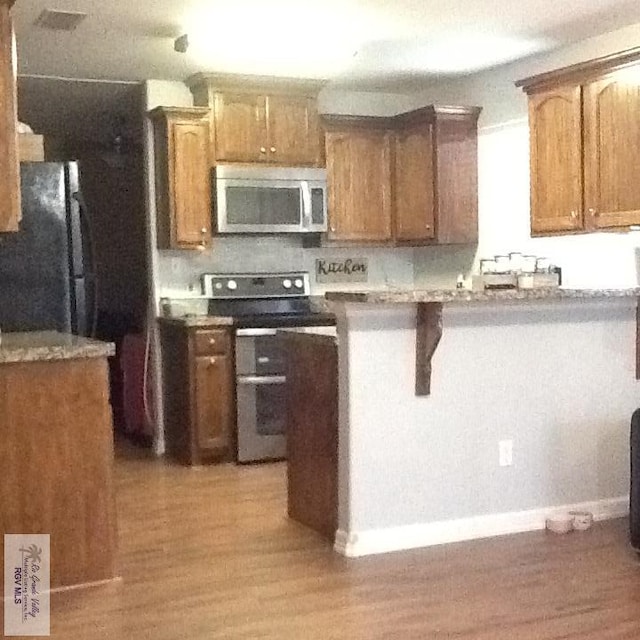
[516,45,640,94]
[185,72,326,97]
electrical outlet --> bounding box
[499,440,513,467]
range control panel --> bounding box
[202,273,310,299]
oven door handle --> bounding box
[236,328,279,337]
[237,375,286,385]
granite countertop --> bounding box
[325,287,640,304]
[278,326,337,337]
[0,331,115,364]
[157,315,235,328]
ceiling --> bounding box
[13,0,640,93]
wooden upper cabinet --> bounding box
[394,122,435,242]
[188,74,325,167]
[213,93,266,163]
[528,87,583,235]
[323,107,480,245]
[325,128,393,242]
[149,107,212,250]
[266,94,322,166]
[0,0,20,233]
[583,75,640,229]
[518,47,640,235]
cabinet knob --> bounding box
[330,226,336,232]
[208,357,216,366]
[270,147,276,153]
[260,147,267,153]
[197,242,206,252]
[209,338,216,345]
[589,208,598,217]
[570,210,577,219]
[425,224,432,230]
[201,227,208,234]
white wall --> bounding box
[336,299,638,555]
[414,21,640,289]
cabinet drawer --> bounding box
[193,330,231,355]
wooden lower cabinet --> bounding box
[160,321,235,464]
[283,331,338,542]
[0,356,117,589]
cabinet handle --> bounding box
[260,147,267,153]
[570,210,577,219]
[208,357,216,366]
[208,338,216,345]
[270,147,276,153]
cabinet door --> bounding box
[393,123,435,242]
[172,122,212,249]
[194,355,233,455]
[0,2,19,232]
[266,95,322,166]
[529,87,583,234]
[584,75,640,229]
[214,93,266,162]
[326,130,393,242]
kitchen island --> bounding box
[324,288,640,557]
[0,331,118,589]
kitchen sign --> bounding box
[315,258,368,283]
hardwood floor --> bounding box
[14,441,640,639]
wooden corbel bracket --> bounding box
[415,302,443,396]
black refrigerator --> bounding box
[0,162,95,335]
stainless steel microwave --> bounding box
[215,165,327,234]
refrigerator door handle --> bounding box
[72,191,99,337]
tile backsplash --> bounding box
[157,235,416,296]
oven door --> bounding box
[236,374,287,463]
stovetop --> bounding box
[202,272,335,328]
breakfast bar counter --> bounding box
[325,288,640,558]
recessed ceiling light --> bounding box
[34,9,88,32]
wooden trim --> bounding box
[148,106,210,122]
[321,114,398,131]
[516,46,640,94]
[415,302,443,396]
[0,1,19,232]
[186,72,326,97]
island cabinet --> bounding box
[0,0,20,233]
[282,329,338,542]
[160,320,235,465]
[149,106,212,250]
[518,48,640,236]
[187,73,325,167]
[322,105,481,245]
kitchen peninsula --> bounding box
[324,288,640,557]
[0,332,117,590]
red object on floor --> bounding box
[120,333,153,439]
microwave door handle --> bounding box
[301,181,312,229]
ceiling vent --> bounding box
[34,9,87,31]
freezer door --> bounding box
[0,163,72,332]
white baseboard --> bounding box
[334,496,629,558]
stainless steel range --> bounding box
[202,272,335,463]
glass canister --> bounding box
[536,257,551,272]
[480,258,497,274]
[508,252,523,273]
